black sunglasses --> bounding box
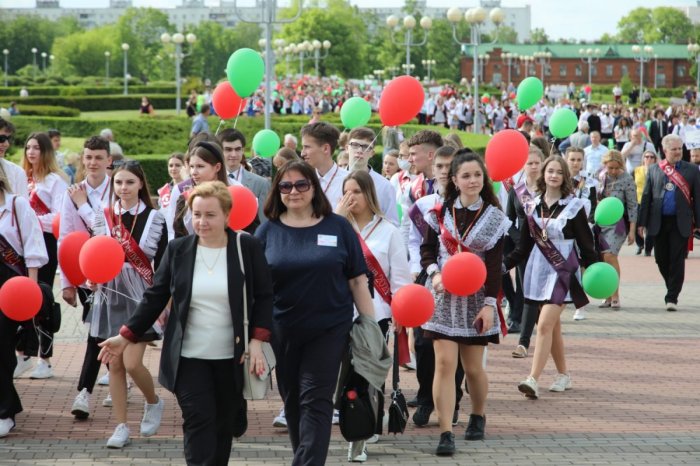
[0,135,13,144]
[278,180,312,194]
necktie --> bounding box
[426,178,435,195]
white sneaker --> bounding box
[103,383,133,407]
[272,407,287,427]
[549,373,572,392]
[106,423,130,448]
[30,359,54,379]
[71,388,90,419]
[13,356,32,378]
[573,309,586,321]
[347,441,367,462]
[97,372,110,386]
[332,409,340,425]
[140,397,164,437]
[0,418,15,438]
[518,376,539,399]
[366,434,379,444]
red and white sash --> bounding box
[357,233,392,306]
[660,160,693,207]
[29,190,51,216]
[430,204,471,256]
[104,208,154,286]
[157,183,172,209]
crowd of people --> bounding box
[0,79,699,465]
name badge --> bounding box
[317,234,337,247]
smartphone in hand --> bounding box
[473,317,484,335]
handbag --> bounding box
[237,233,276,401]
[387,331,409,435]
[338,355,378,442]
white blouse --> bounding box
[390,170,415,247]
[357,215,412,321]
[317,163,348,209]
[30,172,68,233]
[0,194,48,269]
[408,193,441,275]
[0,159,29,199]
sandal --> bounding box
[611,300,621,309]
[511,345,528,358]
[599,299,612,308]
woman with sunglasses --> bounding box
[336,170,412,462]
[255,161,375,466]
[88,161,168,448]
[13,132,68,380]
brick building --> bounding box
[460,43,696,89]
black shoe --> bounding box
[436,431,455,456]
[406,397,419,408]
[412,405,433,427]
[507,323,521,334]
[452,409,459,426]
[464,413,486,440]
[644,251,651,257]
[635,246,643,255]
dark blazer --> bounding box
[648,119,668,154]
[638,161,700,237]
[121,229,273,392]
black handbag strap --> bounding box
[392,331,400,392]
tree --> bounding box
[529,27,549,45]
[115,8,172,81]
[51,25,120,78]
[617,7,693,44]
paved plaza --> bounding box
[2,243,699,465]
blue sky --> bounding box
[1,0,696,41]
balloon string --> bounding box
[96,285,142,303]
[549,137,556,157]
[215,119,225,136]
[233,99,244,130]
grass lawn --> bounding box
[80,109,181,120]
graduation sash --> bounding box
[356,232,392,306]
[157,183,172,209]
[660,160,692,208]
[0,233,27,277]
[104,208,153,286]
[29,190,51,216]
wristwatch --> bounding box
[426,263,440,278]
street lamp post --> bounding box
[401,63,416,75]
[386,14,432,77]
[653,54,658,89]
[104,51,110,85]
[477,53,490,81]
[31,47,37,79]
[233,0,302,130]
[387,66,399,78]
[533,51,551,84]
[447,6,504,134]
[631,45,653,95]
[121,43,129,95]
[421,59,436,83]
[161,32,197,115]
[688,43,700,91]
[578,47,600,86]
[312,39,331,76]
[2,49,8,88]
[41,52,47,71]
[373,69,385,84]
[501,52,518,85]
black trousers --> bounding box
[174,357,244,466]
[274,320,351,466]
[15,233,59,359]
[0,266,22,420]
[76,288,103,394]
[654,216,688,305]
[635,229,655,254]
[413,326,465,410]
[518,302,540,349]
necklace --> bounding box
[117,200,140,240]
[539,201,560,242]
[452,200,484,252]
[200,246,224,275]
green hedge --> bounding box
[0,85,176,97]
[10,94,181,112]
[1,104,80,118]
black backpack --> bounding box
[338,363,379,442]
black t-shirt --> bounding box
[255,214,367,329]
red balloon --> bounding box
[509,92,516,99]
[379,75,425,126]
[391,284,435,327]
[481,96,490,104]
[442,252,487,297]
[485,129,529,181]
[52,214,60,240]
[58,231,90,286]
[212,82,247,120]
[584,85,592,93]
[79,236,125,284]
[227,185,258,231]
[0,276,43,321]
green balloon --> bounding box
[226,48,264,97]
[252,129,280,158]
[397,203,403,224]
[582,262,619,299]
[549,108,579,139]
[516,77,543,110]
[340,97,372,129]
[594,197,624,226]
[492,181,501,194]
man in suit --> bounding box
[638,134,700,311]
[648,109,668,154]
[218,128,271,224]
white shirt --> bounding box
[181,246,235,359]
[0,158,29,199]
[0,193,48,269]
[584,144,609,176]
[317,163,348,209]
[369,169,398,226]
[30,173,68,233]
[390,170,416,246]
[408,193,441,274]
[600,114,615,134]
[227,167,244,183]
[357,216,412,321]
[58,175,110,288]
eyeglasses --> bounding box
[278,179,312,194]
[348,141,373,152]
[0,135,13,144]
